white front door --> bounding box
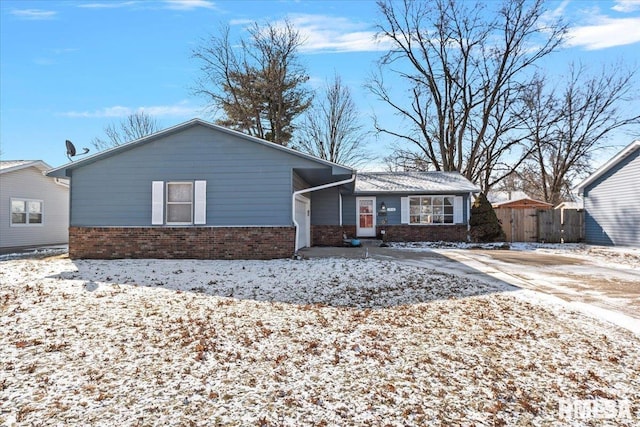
[356,197,376,237]
[295,195,311,249]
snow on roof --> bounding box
[0,160,51,174]
[354,171,480,194]
[486,190,531,204]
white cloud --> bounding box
[612,0,640,12]
[60,101,201,118]
[78,1,141,9]
[10,9,57,20]
[279,14,390,53]
[566,15,640,50]
[163,0,217,10]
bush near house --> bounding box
[470,192,506,242]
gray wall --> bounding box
[0,167,69,248]
[310,187,341,225]
[340,193,471,225]
[70,125,335,227]
[583,148,640,246]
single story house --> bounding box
[576,140,640,247]
[0,160,69,250]
[47,119,480,259]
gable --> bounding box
[47,119,353,178]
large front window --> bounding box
[166,182,193,224]
[11,199,43,225]
[409,196,454,224]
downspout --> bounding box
[292,174,356,253]
[467,191,473,242]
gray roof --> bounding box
[354,171,480,194]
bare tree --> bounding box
[368,0,566,191]
[192,20,312,146]
[517,63,640,205]
[294,75,370,166]
[92,111,160,151]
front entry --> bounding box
[356,197,376,237]
[294,195,311,249]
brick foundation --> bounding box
[380,224,468,242]
[311,224,468,245]
[69,226,295,260]
[311,225,357,246]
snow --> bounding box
[1,254,639,425]
[354,171,479,193]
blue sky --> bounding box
[1,0,639,170]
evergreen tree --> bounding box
[469,193,506,242]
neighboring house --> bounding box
[47,119,480,260]
[0,160,69,250]
[554,201,583,210]
[489,191,553,209]
[576,140,640,247]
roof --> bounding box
[486,190,530,204]
[555,200,583,210]
[354,171,480,194]
[576,140,640,195]
[47,118,355,178]
[0,160,51,174]
[493,198,553,208]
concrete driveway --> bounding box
[300,245,640,332]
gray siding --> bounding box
[341,193,472,225]
[583,148,640,246]
[70,125,336,227]
[310,187,341,225]
[0,167,69,248]
[292,171,309,192]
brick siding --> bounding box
[311,224,467,244]
[381,224,469,242]
[311,225,357,246]
[69,226,295,260]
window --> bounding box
[409,196,454,224]
[166,182,193,224]
[11,199,43,226]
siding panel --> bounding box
[0,167,69,248]
[70,126,335,227]
[584,148,640,246]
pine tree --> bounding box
[469,193,506,242]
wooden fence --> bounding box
[494,208,583,243]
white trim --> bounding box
[294,194,311,249]
[339,192,343,226]
[404,195,459,225]
[151,181,164,225]
[166,181,194,225]
[193,180,207,225]
[453,196,463,224]
[9,198,44,227]
[292,175,356,253]
[356,196,376,237]
[576,140,640,195]
[401,197,409,224]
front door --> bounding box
[356,197,376,237]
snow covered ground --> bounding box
[1,254,639,425]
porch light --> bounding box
[380,202,387,213]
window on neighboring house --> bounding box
[11,199,43,226]
[409,196,454,224]
[166,182,193,224]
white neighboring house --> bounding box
[0,161,69,250]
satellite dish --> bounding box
[65,140,90,161]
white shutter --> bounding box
[453,196,464,224]
[194,180,207,225]
[152,181,164,225]
[401,197,409,224]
